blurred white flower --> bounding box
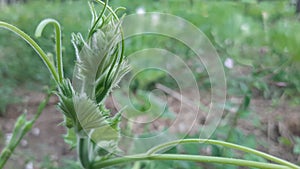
[136,7,145,15]
[21,139,28,147]
[241,23,250,34]
[262,11,268,20]
[224,39,232,45]
[25,162,33,169]
[32,127,40,136]
[5,133,12,145]
[275,82,287,87]
[224,58,234,69]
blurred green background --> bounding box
[1,0,300,111]
[0,0,300,168]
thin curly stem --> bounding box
[0,21,59,84]
[146,139,300,169]
[35,18,64,83]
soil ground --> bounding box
[0,89,299,168]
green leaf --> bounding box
[91,125,119,142]
[293,137,300,155]
[63,128,77,149]
[73,94,120,154]
[74,94,107,131]
[115,89,168,118]
[278,137,292,146]
[72,17,129,102]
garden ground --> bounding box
[0,88,299,168]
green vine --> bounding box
[92,153,292,169]
[0,21,59,84]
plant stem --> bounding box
[92,153,292,169]
[0,21,59,84]
[94,0,120,20]
[78,137,90,168]
[146,139,300,169]
[35,19,64,83]
[54,20,63,83]
[0,92,51,169]
[88,0,108,39]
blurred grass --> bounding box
[108,0,300,98]
[1,0,299,101]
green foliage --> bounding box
[53,2,129,165]
[0,81,15,115]
[0,0,90,80]
[115,89,172,118]
[293,137,300,155]
[0,93,51,168]
[1,1,300,169]
[1,0,129,167]
[108,0,300,98]
[0,0,91,113]
[1,0,298,114]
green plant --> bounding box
[293,137,300,156]
[0,81,15,115]
[0,0,92,114]
[0,90,52,168]
[0,1,299,169]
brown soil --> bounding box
[0,89,300,168]
[0,91,75,169]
